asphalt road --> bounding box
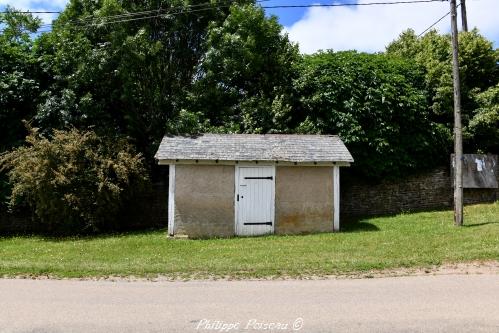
[0,274,498,333]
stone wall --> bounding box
[121,181,169,229]
[0,210,35,234]
[275,166,334,234]
[2,163,498,235]
[340,166,499,218]
[0,182,169,234]
[173,164,235,238]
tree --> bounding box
[0,8,41,153]
[33,0,254,164]
[0,8,42,206]
[293,51,448,179]
[467,84,499,153]
[387,29,499,152]
[184,4,300,134]
[0,127,149,233]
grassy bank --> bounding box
[1,202,498,279]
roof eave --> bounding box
[157,159,352,167]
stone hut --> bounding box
[155,134,353,238]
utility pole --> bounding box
[461,0,468,32]
[450,0,463,226]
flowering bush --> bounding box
[0,127,149,233]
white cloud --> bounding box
[0,0,68,24]
[285,0,499,54]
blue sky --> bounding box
[264,0,321,26]
[1,0,498,53]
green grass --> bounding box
[1,202,498,279]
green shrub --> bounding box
[294,51,449,179]
[0,127,149,233]
[467,84,499,153]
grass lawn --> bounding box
[1,202,498,279]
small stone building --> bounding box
[155,134,353,238]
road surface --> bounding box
[0,274,498,332]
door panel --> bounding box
[236,166,275,236]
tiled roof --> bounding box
[155,134,353,163]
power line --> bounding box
[1,0,266,18]
[418,11,451,36]
[263,0,446,9]
[68,0,273,24]
[34,5,236,32]
[0,11,61,13]
[6,0,271,32]
[74,6,233,27]
[36,1,234,29]
[1,0,448,14]
[2,0,450,34]
[417,2,461,37]
[2,1,236,33]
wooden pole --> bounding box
[461,0,468,32]
[450,0,463,226]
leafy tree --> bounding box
[386,29,499,151]
[0,8,42,206]
[293,51,448,179]
[467,84,499,153]
[0,8,41,152]
[184,4,300,134]
[33,0,254,164]
[0,127,149,233]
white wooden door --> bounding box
[235,166,275,236]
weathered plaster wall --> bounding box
[174,165,235,238]
[275,166,334,234]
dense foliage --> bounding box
[183,4,299,134]
[467,84,499,153]
[32,0,252,162]
[0,8,41,152]
[386,29,499,151]
[0,8,43,206]
[0,127,148,233]
[293,51,448,178]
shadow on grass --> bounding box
[0,228,167,242]
[341,221,380,233]
[463,221,499,228]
